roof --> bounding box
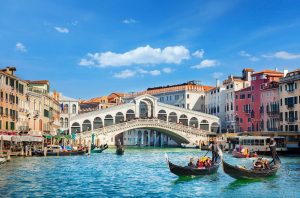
[252,70,283,76]
[60,94,78,102]
[28,80,49,85]
[235,86,251,93]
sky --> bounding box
[1,0,300,99]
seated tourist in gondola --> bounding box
[253,158,264,170]
[188,158,195,168]
[196,159,205,169]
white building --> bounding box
[59,94,79,134]
[205,84,226,131]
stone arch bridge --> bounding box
[70,94,220,146]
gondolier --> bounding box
[209,139,218,164]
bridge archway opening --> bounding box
[211,122,219,133]
[189,117,199,128]
[104,115,114,126]
[82,120,91,132]
[139,98,154,118]
[158,109,167,121]
[179,114,188,126]
[93,117,103,129]
[126,109,135,121]
[200,120,209,131]
[115,112,125,124]
[71,122,80,133]
[168,112,178,123]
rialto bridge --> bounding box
[70,94,220,146]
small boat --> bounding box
[181,143,199,149]
[220,145,281,179]
[166,154,221,177]
[91,144,108,153]
[35,145,86,156]
[116,146,124,155]
[232,150,258,158]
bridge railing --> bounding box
[79,118,215,137]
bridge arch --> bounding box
[104,114,114,126]
[115,112,125,124]
[189,117,199,128]
[168,112,178,123]
[211,122,220,133]
[71,122,80,133]
[158,109,167,121]
[126,109,135,121]
[82,120,92,132]
[200,120,209,131]
[93,117,103,129]
[179,114,188,126]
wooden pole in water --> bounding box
[7,149,11,161]
[0,136,3,158]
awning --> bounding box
[0,135,43,142]
[43,135,52,139]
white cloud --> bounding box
[15,42,27,52]
[149,70,161,76]
[192,49,205,58]
[262,51,300,60]
[191,59,219,69]
[239,51,259,62]
[137,69,161,76]
[123,18,137,24]
[79,45,190,67]
[212,72,223,79]
[54,26,69,33]
[113,70,136,79]
[162,67,173,74]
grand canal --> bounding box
[0,148,300,197]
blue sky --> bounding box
[1,0,300,99]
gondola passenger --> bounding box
[188,158,195,168]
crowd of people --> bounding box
[253,157,270,170]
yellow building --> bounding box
[0,67,27,132]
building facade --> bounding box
[235,87,252,132]
[260,82,280,131]
[59,94,79,134]
[0,67,27,132]
[279,69,300,132]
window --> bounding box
[175,95,179,100]
[247,94,251,98]
[187,104,190,109]
[5,108,8,116]
[248,118,251,122]
[6,121,8,130]
[10,122,15,130]
[240,94,245,99]
[236,105,238,111]
[187,94,189,99]
[72,104,76,114]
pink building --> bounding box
[235,87,252,132]
[260,81,280,131]
[235,69,283,132]
[251,70,283,131]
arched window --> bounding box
[93,117,103,129]
[189,117,198,128]
[64,104,69,114]
[126,109,135,121]
[168,112,177,123]
[115,112,125,124]
[39,119,43,131]
[158,110,167,121]
[82,120,91,132]
[200,120,209,131]
[104,115,114,126]
[71,122,80,133]
[60,117,64,128]
[72,104,76,114]
[179,114,188,126]
[65,118,69,128]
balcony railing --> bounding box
[19,126,29,131]
[288,117,295,123]
[287,103,294,108]
[280,73,300,83]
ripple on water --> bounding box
[0,149,300,197]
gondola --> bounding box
[232,150,258,158]
[91,144,108,153]
[116,147,124,155]
[220,144,281,179]
[166,154,221,177]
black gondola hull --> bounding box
[168,158,220,177]
[222,159,280,179]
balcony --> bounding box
[288,117,295,123]
[19,126,29,132]
[267,110,280,117]
[287,103,294,108]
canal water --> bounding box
[0,148,299,197]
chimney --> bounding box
[283,69,288,77]
[216,79,220,87]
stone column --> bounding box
[141,131,144,145]
[160,133,164,147]
[148,131,150,147]
[154,131,157,146]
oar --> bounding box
[202,150,210,158]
